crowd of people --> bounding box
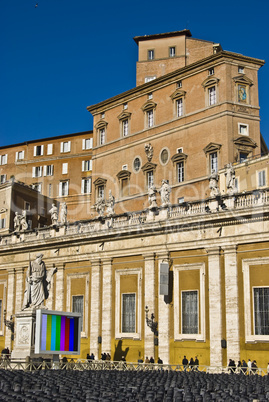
[228,359,261,375]
[182,355,199,371]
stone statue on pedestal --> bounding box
[209,170,221,197]
[148,185,158,209]
[95,197,105,217]
[106,190,115,217]
[60,202,67,225]
[14,210,28,232]
[225,163,236,194]
[49,203,58,225]
[22,253,57,310]
[160,179,171,207]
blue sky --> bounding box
[1,0,269,147]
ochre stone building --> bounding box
[0,30,268,368]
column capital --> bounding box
[102,257,113,266]
[206,246,221,256]
[91,259,101,267]
[222,244,238,254]
[143,253,155,261]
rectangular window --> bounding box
[182,290,198,334]
[177,98,183,117]
[46,165,54,176]
[59,181,69,196]
[24,201,30,211]
[0,154,8,165]
[47,144,53,155]
[0,175,7,184]
[238,66,244,74]
[99,129,105,145]
[148,49,154,60]
[254,287,269,335]
[169,46,176,57]
[98,185,104,199]
[122,120,129,137]
[177,162,184,182]
[82,160,92,172]
[178,197,184,204]
[258,170,266,187]
[60,141,71,153]
[239,123,248,135]
[208,68,214,76]
[16,150,25,161]
[81,178,91,194]
[72,295,84,332]
[32,166,43,178]
[147,110,154,128]
[34,145,44,156]
[122,293,136,333]
[208,86,216,105]
[0,218,6,229]
[62,163,68,174]
[32,183,42,193]
[121,178,129,197]
[147,170,154,188]
[240,152,248,163]
[82,138,93,150]
[210,152,218,173]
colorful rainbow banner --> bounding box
[40,313,79,352]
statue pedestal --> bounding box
[11,309,49,360]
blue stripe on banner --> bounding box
[51,314,56,351]
[41,314,47,351]
[69,318,74,351]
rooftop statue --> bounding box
[225,163,236,194]
[106,190,115,217]
[22,253,57,310]
[95,197,105,217]
[148,185,158,209]
[14,210,28,232]
[209,170,221,197]
[60,202,67,225]
[160,179,171,207]
[49,203,58,225]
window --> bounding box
[62,163,68,174]
[238,66,244,74]
[145,76,156,83]
[147,109,154,128]
[99,128,105,145]
[148,49,154,60]
[123,103,128,110]
[234,178,239,192]
[133,157,141,172]
[147,170,154,188]
[82,138,93,150]
[59,181,69,196]
[182,291,198,334]
[60,141,71,153]
[72,295,84,332]
[47,144,53,155]
[0,154,7,165]
[24,201,30,211]
[208,68,214,76]
[32,183,42,193]
[32,166,42,178]
[98,185,104,199]
[208,86,216,105]
[122,164,128,171]
[121,178,129,197]
[82,160,92,172]
[239,152,248,163]
[258,170,266,187]
[160,148,169,165]
[177,81,182,88]
[34,145,44,156]
[16,151,25,161]
[177,161,184,182]
[253,288,269,335]
[176,98,183,117]
[81,178,91,194]
[43,165,54,176]
[122,119,129,137]
[101,112,105,119]
[178,197,184,204]
[0,175,7,184]
[210,152,218,173]
[239,123,248,136]
[177,147,183,153]
[148,93,153,100]
[169,46,176,57]
[0,217,6,229]
[122,294,136,333]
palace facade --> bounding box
[0,30,268,368]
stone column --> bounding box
[207,247,223,367]
[6,268,15,350]
[45,263,56,310]
[15,268,24,314]
[101,258,112,355]
[55,263,65,311]
[143,253,155,360]
[223,245,240,362]
[157,253,170,364]
[90,259,101,359]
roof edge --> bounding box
[133,29,192,45]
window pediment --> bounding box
[141,162,157,173]
[170,89,186,101]
[117,111,132,121]
[202,77,220,88]
[233,136,257,148]
[203,142,222,154]
[141,100,157,112]
[233,75,253,86]
[93,177,107,186]
[171,153,188,164]
[95,120,108,130]
[116,170,131,179]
